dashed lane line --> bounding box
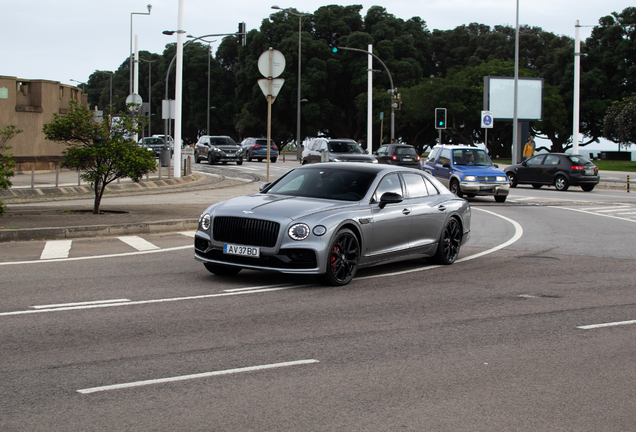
[118,236,160,251]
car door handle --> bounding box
[437,205,446,212]
[402,208,411,215]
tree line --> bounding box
[84,5,636,157]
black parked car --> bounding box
[504,153,599,191]
[374,144,422,169]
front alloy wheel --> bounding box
[320,228,359,286]
[433,217,462,265]
[555,175,569,191]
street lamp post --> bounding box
[70,79,86,93]
[272,5,307,161]
[130,4,152,96]
[139,58,157,137]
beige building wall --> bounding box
[0,75,88,171]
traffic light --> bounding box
[435,108,447,129]
[238,22,246,47]
[330,33,340,53]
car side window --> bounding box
[423,177,439,195]
[526,156,544,166]
[426,147,439,162]
[373,173,403,202]
[544,155,560,165]
[439,149,451,165]
[376,146,387,155]
[402,173,429,198]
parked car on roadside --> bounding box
[240,137,279,162]
[301,138,377,164]
[374,144,422,169]
[423,144,509,202]
[194,163,470,286]
[504,153,599,191]
[194,135,243,165]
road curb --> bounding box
[0,219,199,243]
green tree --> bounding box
[0,125,22,214]
[43,101,157,214]
[603,95,636,148]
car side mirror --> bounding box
[379,192,403,209]
[442,163,451,169]
[493,163,499,168]
[521,161,527,166]
[259,182,271,192]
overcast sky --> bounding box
[2,0,630,88]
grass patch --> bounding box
[592,160,636,172]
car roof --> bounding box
[295,162,419,175]
[434,144,484,150]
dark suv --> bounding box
[194,136,243,165]
[374,144,422,169]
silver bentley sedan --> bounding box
[194,163,471,286]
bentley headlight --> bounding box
[200,213,211,231]
[497,176,507,182]
[464,175,477,181]
[289,223,310,241]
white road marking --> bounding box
[509,196,539,201]
[577,320,636,330]
[179,231,196,238]
[40,240,73,260]
[0,285,301,317]
[31,299,131,309]
[77,359,319,394]
[593,207,633,213]
[118,236,160,251]
[551,206,636,223]
[0,245,192,266]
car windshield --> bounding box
[328,141,364,154]
[212,137,238,146]
[395,146,417,156]
[144,138,163,144]
[265,168,376,201]
[568,155,592,164]
[452,149,492,166]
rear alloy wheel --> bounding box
[433,217,462,265]
[320,228,359,286]
[203,263,242,276]
[271,158,277,163]
[555,175,569,191]
[449,180,463,197]
[507,172,518,188]
[581,185,595,192]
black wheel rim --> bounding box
[441,219,461,263]
[450,182,459,195]
[328,232,359,284]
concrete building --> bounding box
[0,75,87,171]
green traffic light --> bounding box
[332,47,338,53]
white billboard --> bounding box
[483,76,543,121]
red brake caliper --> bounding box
[331,246,338,270]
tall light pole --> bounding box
[139,57,157,136]
[272,5,307,161]
[130,4,152,96]
[512,0,520,164]
[187,36,216,135]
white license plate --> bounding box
[480,186,494,191]
[585,169,594,175]
[403,158,413,161]
[224,244,260,258]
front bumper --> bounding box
[460,181,510,196]
[209,152,242,163]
